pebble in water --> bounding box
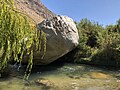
[71,82,79,90]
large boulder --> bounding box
[34,15,79,65]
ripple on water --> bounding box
[0,63,120,90]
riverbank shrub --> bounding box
[65,18,120,67]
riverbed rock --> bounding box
[35,78,55,89]
[90,72,112,79]
[33,15,79,65]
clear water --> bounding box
[0,63,120,90]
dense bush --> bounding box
[65,18,120,67]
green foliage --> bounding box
[0,0,46,79]
[91,32,120,66]
[74,19,104,62]
[66,18,120,67]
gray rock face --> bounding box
[34,15,79,65]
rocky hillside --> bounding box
[14,0,55,24]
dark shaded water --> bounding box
[0,63,120,90]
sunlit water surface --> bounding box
[0,63,120,90]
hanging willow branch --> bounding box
[0,0,46,79]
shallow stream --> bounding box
[0,63,120,90]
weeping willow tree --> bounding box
[0,0,46,79]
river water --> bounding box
[0,63,120,90]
